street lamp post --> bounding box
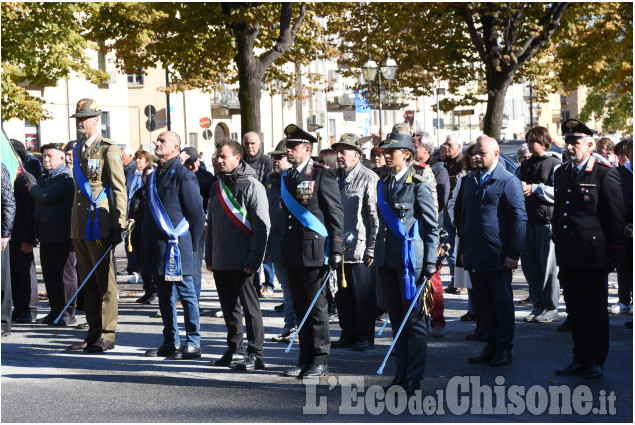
[362,57,397,140]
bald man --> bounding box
[242,132,276,297]
[142,131,206,360]
[458,135,527,367]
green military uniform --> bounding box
[71,100,127,345]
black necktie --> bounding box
[339,173,346,191]
[571,166,579,179]
[288,168,298,182]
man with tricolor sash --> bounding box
[280,124,344,379]
[206,138,270,371]
[142,131,205,360]
[67,98,127,353]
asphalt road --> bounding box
[1,245,632,422]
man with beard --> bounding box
[206,138,270,370]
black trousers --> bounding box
[335,262,377,343]
[1,247,11,332]
[617,244,633,306]
[9,245,38,316]
[287,266,331,366]
[468,269,515,351]
[559,267,609,365]
[40,242,78,318]
[213,269,264,358]
[377,267,428,382]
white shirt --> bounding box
[390,167,409,189]
[293,156,312,176]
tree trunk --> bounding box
[234,26,262,138]
[482,72,514,139]
[237,63,262,138]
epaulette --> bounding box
[411,173,425,182]
[101,138,115,145]
[412,162,429,169]
[313,162,326,169]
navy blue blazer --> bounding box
[459,160,527,272]
[140,158,206,276]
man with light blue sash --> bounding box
[280,124,344,379]
[67,98,127,354]
[142,131,205,360]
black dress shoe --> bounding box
[86,338,115,353]
[52,315,77,327]
[274,303,284,312]
[283,363,311,377]
[402,379,421,395]
[489,348,512,367]
[331,338,354,348]
[35,314,55,325]
[468,345,497,364]
[211,350,244,366]
[13,313,33,323]
[145,344,180,357]
[303,364,328,378]
[235,353,265,371]
[173,345,201,360]
[383,377,405,391]
[583,363,603,379]
[555,361,587,376]
[465,328,484,341]
[460,312,477,322]
[352,341,374,352]
[136,293,151,303]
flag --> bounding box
[1,128,21,182]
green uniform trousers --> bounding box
[73,238,118,343]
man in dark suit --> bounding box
[553,119,625,378]
[8,140,38,324]
[459,135,527,367]
[281,124,344,379]
[142,131,205,360]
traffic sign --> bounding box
[144,105,156,118]
[453,109,475,116]
[199,117,211,129]
[146,118,156,132]
[202,129,213,140]
[404,110,414,124]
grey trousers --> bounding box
[521,222,560,312]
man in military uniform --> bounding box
[331,133,379,352]
[553,119,625,379]
[281,124,344,379]
[67,98,127,353]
